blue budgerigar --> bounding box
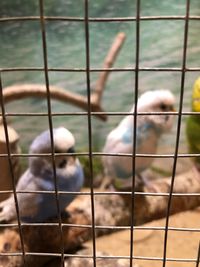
[0,127,84,223]
[102,90,175,190]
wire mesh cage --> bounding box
[0,0,200,267]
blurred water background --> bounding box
[0,0,200,159]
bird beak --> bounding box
[68,147,75,152]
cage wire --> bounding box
[0,0,200,266]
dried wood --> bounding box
[0,167,199,267]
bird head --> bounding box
[29,127,76,175]
[137,89,175,133]
[191,77,200,112]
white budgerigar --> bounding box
[0,127,84,223]
[102,90,175,190]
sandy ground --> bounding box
[85,209,200,267]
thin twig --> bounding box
[91,32,126,104]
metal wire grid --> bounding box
[129,0,140,266]
[0,75,26,266]
[162,0,190,265]
[39,1,66,266]
[0,0,200,266]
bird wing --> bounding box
[103,119,148,154]
[102,123,134,179]
[102,116,158,180]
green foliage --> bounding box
[79,153,104,187]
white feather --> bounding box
[102,89,175,189]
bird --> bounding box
[186,77,200,170]
[0,127,84,223]
[102,89,175,190]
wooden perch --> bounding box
[66,166,200,233]
[47,248,139,267]
[0,167,199,267]
[3,83,107,120]
[2,32,126,122]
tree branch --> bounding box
[66,167,200,234]
[2,84,107,121]
[2,32,126,122]
[0,167,199,267]
[91,32,126,104]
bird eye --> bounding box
[58,159,67,168]
[67,147,75,153]
[160,103,167,111]
[3,242,11,252]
